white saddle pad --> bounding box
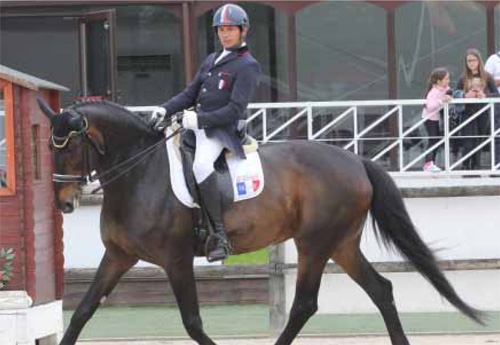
[166,127,265,208]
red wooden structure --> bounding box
[0,64,68,305]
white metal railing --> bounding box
[129,98,500,176]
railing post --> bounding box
[490,103,495,171]
[443,103,450,172]
[263,109,268,143]
[398,106,403,172]
[353,106,358,154]
[307,106,313,140]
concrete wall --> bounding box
[284,195,500,263]
[62,204,219,268]
[286,269,500,314]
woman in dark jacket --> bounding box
[456,48,499,171]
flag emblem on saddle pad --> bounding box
[236,175,261,196]
[237,182,246,195]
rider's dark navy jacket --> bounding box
[161,45,261,159]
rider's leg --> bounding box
[193,129,229,262]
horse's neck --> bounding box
[92,115,156,166]
[97,131,171,198]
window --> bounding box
[396,1,487,98]
[297,2,388,101]
[32,125,40,181]
[114,5,184,105]
[495,4,499,49]
[0,80,15,195]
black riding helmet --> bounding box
[212,3,249,31]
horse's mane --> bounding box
[69,100,155,134]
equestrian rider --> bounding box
[150,4,262,262]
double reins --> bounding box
[90,126,181,193]
[51,112,181,194]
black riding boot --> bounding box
[198,173,230,262]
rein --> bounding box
[51,114,181,194]
[90,127,180,193]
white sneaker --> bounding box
[423,161,442,173]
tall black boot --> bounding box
[198,173,230,262]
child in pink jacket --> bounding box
[422,67,452,172]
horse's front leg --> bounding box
[165,245,216,345]
[60,248,137,345]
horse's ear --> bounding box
[37,97,56,120]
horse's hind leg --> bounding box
[60,249,137,345]
[274,249,329,345]
[332,242,409,345]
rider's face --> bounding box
[217,25,243,49]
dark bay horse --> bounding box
[38,99,483,345]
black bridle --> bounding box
[51,115,96,184]
[51,112,181,193]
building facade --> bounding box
[1,1,499,108]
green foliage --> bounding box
[224,248,268,265]
[0,247,15,290]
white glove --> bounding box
[150,107,167,130]
[182,110,199,129]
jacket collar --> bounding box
[210,45,249,70]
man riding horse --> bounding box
[150,4,261,262]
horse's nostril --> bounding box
[62,202,74,214]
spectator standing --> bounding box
[484,48,500,93]
[421,67,452,172]
[456,48,498,171]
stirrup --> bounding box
[205,233,232,262]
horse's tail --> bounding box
[361,158,485,325]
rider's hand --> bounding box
[441,95,452,103]
[464,90,477,98]
[150,107,167,131]
[182,110,199,129]
[476,90,486,99]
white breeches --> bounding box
[193,128,225,183]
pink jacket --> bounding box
[422,85,450,121]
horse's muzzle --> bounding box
[56,196,76,213]
[60,201,75,214]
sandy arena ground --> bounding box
[80,333,500,345]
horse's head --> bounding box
[38,98,105,213]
